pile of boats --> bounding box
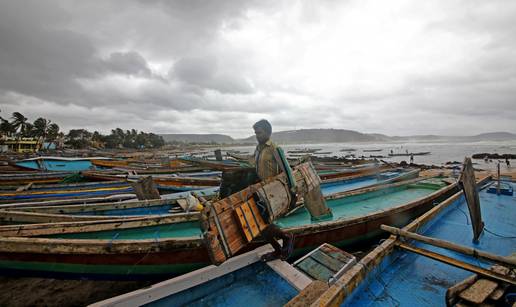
[0,152,513,306]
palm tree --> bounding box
[0,117,14,137]
[10,112,29,136]
[46,123,60,149]
[33,118,51,139]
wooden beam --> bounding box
[396,242,516,285]
[381,225,516,268]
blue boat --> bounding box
[90,243,357,307]
[320,168,419,195]
[16,156,111,172]
[312,177,516,306]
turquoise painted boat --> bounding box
[0,177,457,279]
[16,156,111,172]
[312,177,516,307]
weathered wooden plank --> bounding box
[310,250,343,273]
[489,287,506,301]
[234,206,253,242]
[296,257,334,282]
[266,259,312,291]
[459,279,498,304]
[240,202,260,238]
[459,157,484,242]
[319,244,356,264]
[285,280,329,307]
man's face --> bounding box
[254,127,269,144]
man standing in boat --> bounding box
[252,119,295,261]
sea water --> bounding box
[225,141,516,170]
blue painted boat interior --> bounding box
[74,204,173,216]
[16,159,94,171]
[145,262,298,307]
[321,171,400,195]
[344,181,516,306]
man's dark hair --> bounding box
[253,119,272,135]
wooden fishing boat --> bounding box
[311,177,516,307]
[82,171,220,192]
[16,156,111,171]
[388,151,431,157]
[317,164,390,181]
[0,171,72,186]
[0,176,457,279]
[0,188,217,218]
[0,187,218,224]
[320,168,419,195]
[91,243,356,307]
[0,159,38,173]
[91,244,309,307]
[0,181,135,204]
[91,158,203,173]
[178,156,248,171]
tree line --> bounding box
[0,111,164,149]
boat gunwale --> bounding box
[0,212,200,237]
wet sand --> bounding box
[0,277,154,307]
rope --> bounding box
[483,227,516,239]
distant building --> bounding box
[0,137,41,153]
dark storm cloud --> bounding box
[0,0,515,137]
[171,56,254,94]
[104,52,153,77]
[0,2,100,104]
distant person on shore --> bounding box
[507,157,511,167]
[252,119,294,261]
[410,154,414,164]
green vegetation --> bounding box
[0,111,164,150]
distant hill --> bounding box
[237,129,390,144]
[160,130,516,144]
[160,134,234,144]
[467,132,516,141]
[389,132,516,143]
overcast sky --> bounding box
[0,0,515,138]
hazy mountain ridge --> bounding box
[160,134,233,143]
[160,130,516,144]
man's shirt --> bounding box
[254,140,281,181]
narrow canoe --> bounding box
[0,181,134,204]
[0,171,72,186]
